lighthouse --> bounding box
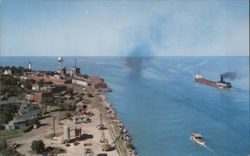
[28,61,32,71]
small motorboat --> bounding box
[192,132,205,146]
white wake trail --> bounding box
[202,144,213,153]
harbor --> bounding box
[1,0,249,155]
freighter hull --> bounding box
[195,77,232,88]
[195,78,217,87]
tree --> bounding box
[23,79,32,90]
[82,74,89,79]
[0,139,24,156]
[41,92,54,104]
[0,139,7,151]
[41,95,54,114]
[66,87,73,95]
[58,102,75,111]
[31,118,40,126]
[1,148,24,156]
[41,95,54,106]
[0,75,18,86]
[31,140,45,154]
[38,80,44,88]
[0,103,19,124]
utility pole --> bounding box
[53,117,56,135]
[99,114,108,143]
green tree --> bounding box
[31,140,45,154]
[38,80,44,88]
[0,104,19,124]
[0,139,24,156]
[1,148,24,156]
[0,139,7,151]
[23,79,32,90]
[58,102,75,111]
[41,95,54,114]
[41,96,54,106]
[66,87,73,95]
[0,75,18,86]
[31,118,40,126]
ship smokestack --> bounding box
[220,75,224,83]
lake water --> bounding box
[1,56,249,156]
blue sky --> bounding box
[1,0,249,56]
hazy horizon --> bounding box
[0,55,249,57]
[1,0,249,56]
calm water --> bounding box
[1,56,249,156]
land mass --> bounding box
[0,61,136,156]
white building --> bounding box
[3,69,12,75]
[72,78,88,86]
[67,67,80,77]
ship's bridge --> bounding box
[195,74,202,79]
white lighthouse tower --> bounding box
[28,61,32,71]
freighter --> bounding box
[195,73,232,88]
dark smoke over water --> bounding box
[125,44,153,70]
[125,57,143,69]
[221,71,238,80]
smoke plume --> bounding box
[125,44,153,69]
[221,71,237,80]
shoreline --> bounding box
[3,84,136,156]
[95,91,137,156]
[0,64,136,156]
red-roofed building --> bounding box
[87,76,108,90]
[29,76,71,85]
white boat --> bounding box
[192,132,205,146]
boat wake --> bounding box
[190,137,213,152]
[183,60,207,74]
[202,144,213,152]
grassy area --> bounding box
[0,128,24,140]
[90,97,107,113]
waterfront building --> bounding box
[87,76,108,90]
[68,67,80,77]
[72,78,88,86]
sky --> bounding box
[0,0,249,56]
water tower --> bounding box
[57,56,63,70]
